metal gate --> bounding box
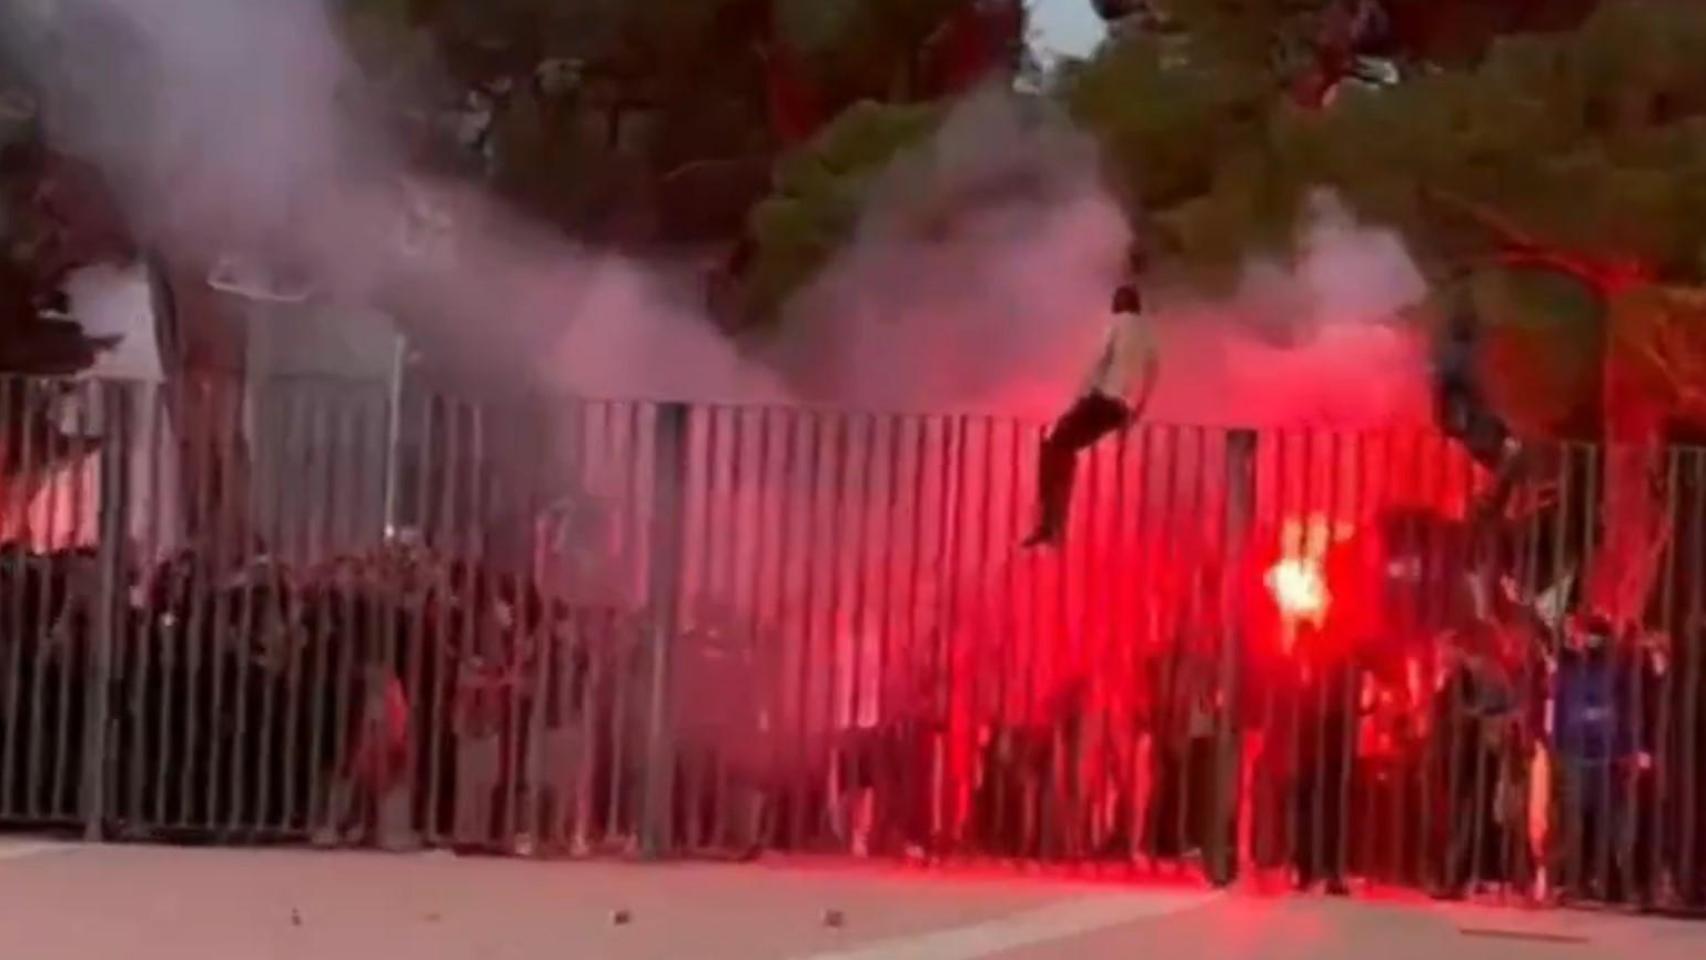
[1,375,1704,912]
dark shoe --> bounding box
[1021,524,1063,549]
[1325,878,1351,898]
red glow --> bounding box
[1266,556,1330,626]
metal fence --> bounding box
[1,374,1704,912]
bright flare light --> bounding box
[1266,557,1330,626]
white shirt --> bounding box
[1082,285,1158,405]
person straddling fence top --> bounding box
[1022,251,1160,549]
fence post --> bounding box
[82,381,133,841]
[1208,428,1257,885]
[641,403,689,858]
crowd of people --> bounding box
[0,538,669,852]
[0,488,1704,914]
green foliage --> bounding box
[1296,1,1706,278]
[738,100,943,327]
[1466,265,1605,436]
[1054,0,1706,292]
[777,0,963,100]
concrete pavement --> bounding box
[0,839,1701,959]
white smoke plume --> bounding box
[4,0,779,403]
[8,1,1432,424]
[773,89,1433,425]
[763,90,1131,417]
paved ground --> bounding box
[2,838,1704,959]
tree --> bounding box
[717,99,943,328]
[1058,1,1706,288]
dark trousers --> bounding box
[1034,392,1132,536]
[1295,708,1352,887]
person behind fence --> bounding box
[1022,248,1159,549]
[1549,615,1635,901]
[1433,621,1520,898]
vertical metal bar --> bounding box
[492,398,525,849]
[1125,425,1155,867]
[205,381,247,832]
[901,415,930,857]
[1463,443,1494,896]
[1643,449,1679,906]
[44,384,79,819]
[1110,426,1139,865]
[38,384,68,818]
[1341,432,1371,888]
[1305,430,1334,888]
[1415,431,1446,892]
[231,385,276,834]
[1210,429,1256,885]
[817,413,852,854]
[869,412,905,860]
[957,415,989,862]
[1083,424,1117,865]
[9,381,34,816]
[936,417,970,856]
[32,384,63,818]
[597,403,629,844]
[1347,431,1375,885]
[525,399,563,853]
[639,402,687,857]
[1582,444,1617,901]
[315,387,352,838]
[615,403,647,847]
[1543,440,1573,898]
[256,384,297,835]
[80,381,130,839]
[297,390,333,836]
[989,418,1024,862]
[1280,429,1307,885]
[842,412,880,856]
[225,377,259,829]
[1558,442,1584,896]
[560,402,596,852]
[422,394,458,846]
[1681,449,1706,902]
[1019,421,1048,863]
[1172,427,1207,871]
[9,380,41,818]
[466,401,495,847]
[16,382,50,820]
[1150,424,1181,871]
[66,386,94,843]
[705,405,744,852]
[1439,431,1469,897]
[299,381,340,841]
[394,391,434,845]
[444,397,476,847]
[147,380,182,826]
[788,410,825,850]
[1370,432,1401,886]
[957,416,992,861]
[169,383,210,826]
[1511,440,1541,897]
[37,387,73,821]
[0,377,24,821]
[745,406,781,855]
[1614,448,1645,907]
[522,400,557,853]
[1077,427,1107,865]
[120,383,164,831]
[324,391,366,840]
[678,405,718,853]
